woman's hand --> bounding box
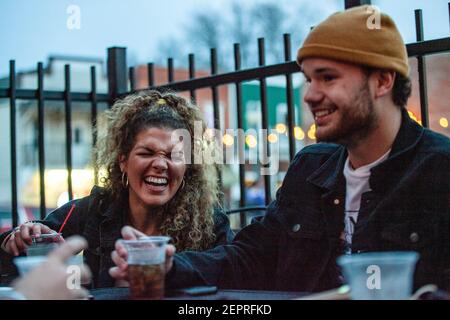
[1,222,63,256]
[109,226,145,286]
[109,226,176,287]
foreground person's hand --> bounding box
[12,236,91,300]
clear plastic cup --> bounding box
[14,253,84,276]
[27,233,63,256]
[337,251,419,300]
[14,256,48,276]
[122,236,171,300]
[31,233,63,245]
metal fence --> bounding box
[1,0,449,228]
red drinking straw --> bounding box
[58,204,76,234]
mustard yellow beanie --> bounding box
[297,5,409,77]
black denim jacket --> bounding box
[0,187,234,288]
[167,108,450,292]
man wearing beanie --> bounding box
[112,6,450,296]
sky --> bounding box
[0,0,448,78]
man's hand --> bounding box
[1,222,63,256]
[109,226,176,287]
[12,236,91,300]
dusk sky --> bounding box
[0,0,448,77]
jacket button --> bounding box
[333,199,340,205]
[292,224,301,232]
[410,232,419,243]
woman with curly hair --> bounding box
[0,90,233,288]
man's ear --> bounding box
[373,70,396,99]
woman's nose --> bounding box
[151,155,168,171]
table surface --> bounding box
[90,287,306,300]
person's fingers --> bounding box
[14,232,28,253]
[165,244,176,273]
[111,250,128,271]
[30,223,42,239]
[109,266,119,278]
[114,279,130,288]
[115,240,128,260]
[80,264,92,285]
[109,266,128,281]
[48,236,87,262]
[19,224,33,245]
[70,288,90,300]
[166,244,176,257]
[54,233,66,243]
[121,226,138,240]
[51,231,66,243]
[31,223,54,237]
[121,226,146,240]
[7,234,19,256]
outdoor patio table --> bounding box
[89,287,307,300]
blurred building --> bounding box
[0,55,108,219]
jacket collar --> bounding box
[306,145,347,191]
[380,108,424,162]
[307,108,424,191]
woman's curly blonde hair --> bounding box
[96,90,220,251]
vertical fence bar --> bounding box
[107,47,127,106]
[90,66,98,185]
[64,65,73,201]
[234,43,247,227]
[210,49,221,134]
[210,48,223,194]
[147,63,155,87]
[168,58,174,83]
[188,54,197,104]
[258,38,272,205]
[284,34,296,161]
[37,62,46,219]
[9,60,19,227]
[415,9,429,128]
[129,67,135,91]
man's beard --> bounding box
[314,80,378,148]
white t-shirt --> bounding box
[342,149,391,254]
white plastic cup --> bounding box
[337,251,419,300]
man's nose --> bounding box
[303,81,324,105]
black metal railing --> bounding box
[1,0,449,229]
